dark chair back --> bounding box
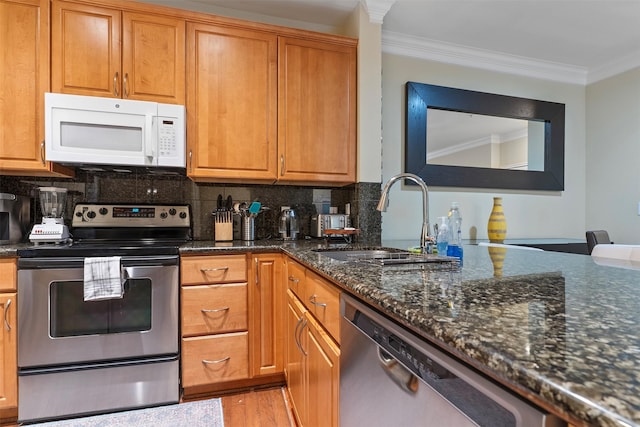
[586,230,612,254]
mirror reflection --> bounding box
[426,109,546,171]
[405,82,565,191]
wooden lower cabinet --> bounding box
[250,253,284,377]
[0,259,17,415]
[286,292,307,424]
[180,253,284,396]
[306,315,339,427]
[286,289,340,427]
[180,254,250,394]
[182,332,249,387]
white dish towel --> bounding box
[84,256,124,301]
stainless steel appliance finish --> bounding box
[310,213,350,237]
[0,193,30,244]
[340,294,564,427]
[18,256,178,367]
[17,203,190,423]
[279,207,298,240]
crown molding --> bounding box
[587,49,640,84]
[360,0,396,24]
[382,30,589,85]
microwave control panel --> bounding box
[158,119,178,157]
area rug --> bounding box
[30,398,224,427]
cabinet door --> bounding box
[250,254,284,377]
[305,270,341,343]
[278,36,356,185]
[306,316,339,427]
[51,0,121,98]
[122,12,185,104]
[0,293,17,410]
[286,291,307,426]
[285,256,306,298]
[186,22,277,183]
[0,0,71,176]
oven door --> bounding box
[17,255,179,368]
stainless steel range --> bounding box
[17,203,191,423]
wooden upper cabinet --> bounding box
[122,12,185,103]
[0,0,71,176]
[278,36,357,185]
[186,22,278,183]
[51,0,185,104]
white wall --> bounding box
[380,54,587,243]
[586,68,640,244]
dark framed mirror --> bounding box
[405,82,565,191]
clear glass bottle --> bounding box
[446,202,463,262]
[436,216,449,255]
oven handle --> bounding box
[18,255,179,270]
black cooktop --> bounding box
[17,240,185,258]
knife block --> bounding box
[213,213,233,242]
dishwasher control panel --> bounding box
[357,309,455,383]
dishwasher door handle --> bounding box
[378,348,419,395]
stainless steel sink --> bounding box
[313,248,458,266]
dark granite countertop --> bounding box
[4,239,639,426]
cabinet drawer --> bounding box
[181,255,247,284]
[182,332,249,387]
[305,271,341,342]
[286,258,306,297]
[0,258,16,292]
[181,283,248,336]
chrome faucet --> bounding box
[377,172,432,253]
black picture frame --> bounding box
[405,82,565,191]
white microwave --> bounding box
[45,92,185,169]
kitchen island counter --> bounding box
[277,240,638,427]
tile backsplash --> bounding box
[1,172,381,244]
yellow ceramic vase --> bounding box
[487,197,507,243]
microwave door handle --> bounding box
[144,114,155,161]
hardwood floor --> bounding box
[0,387,295,427]
[221,387,295,427]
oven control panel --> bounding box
[72,203,191,227]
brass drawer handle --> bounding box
[309,294,327,308]
[3,299,11,331]
[201,307,229,313]
[123,72,129,98]
[288,276,300,284]
[113,72,119,97]
[202,356,230,365]
[200,267,229,272]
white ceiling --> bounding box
[141,0,640,84]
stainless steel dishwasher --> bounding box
[340,294,565,427]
